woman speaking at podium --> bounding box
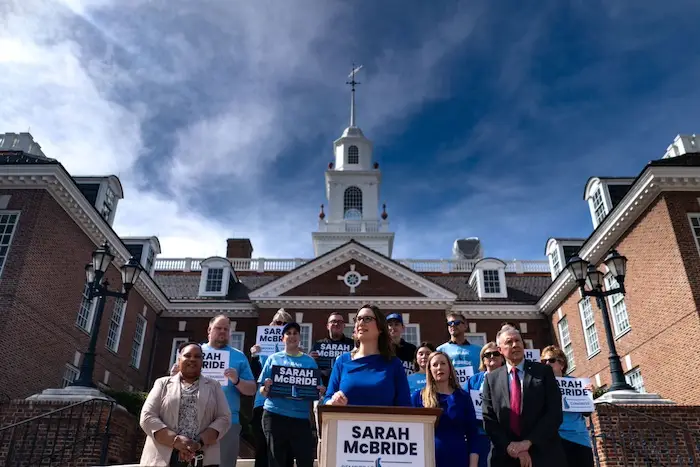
[323,304,411,407]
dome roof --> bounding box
[341,126,365,138]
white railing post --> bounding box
[514,260,524,274]
[257,258,265,273]
[184,258,192,272]
[441,259,450,273]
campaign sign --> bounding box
[312,341,353,369]
[470,390,483,421]
[336,420,425,467]
[201,349,230,386]
[524,349,541,362]
[268,366,321,401]
[256,326,284,357]
[556,377,594,412]
[454,366,474,389]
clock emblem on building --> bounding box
[337,264,369,294]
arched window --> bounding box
[344,186,363,219]
[348,145,359,164]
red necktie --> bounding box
[510,367,522,437]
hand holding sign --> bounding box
[250,345,262,356]
[224,368,238,384]
[310,350,320,359]
[261,378,273,397]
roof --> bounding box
[649,152,700,166]
[0,150,57,165]
[155,269,550,304]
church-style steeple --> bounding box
[312,65,395,258]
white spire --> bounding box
[347,64,362,128]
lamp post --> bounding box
[565,250,635,392]
[71,242,143,388]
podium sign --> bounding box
[318,406,441,467]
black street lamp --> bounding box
[71,242,143,388]
[565,250,635,393]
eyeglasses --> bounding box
[447,320,463,327]
[328,319,344,325]
[542,357,560,364]
[483,351,501,359]
[273,320,286,326]
[353,316,377,324]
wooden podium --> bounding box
[317,406,442,467]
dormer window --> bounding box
[591,189,605,225]
[584,177,634,229]
[198,257,236,297]
[101,186,116,221]
[468,258,507,299]
[348,145,359,164]
[545,238,585,280]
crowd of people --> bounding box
[138,306,594,467]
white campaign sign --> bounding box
[524,349,541,362]
[201,349,230,386]
[470,390,483,421]
[454,366,474,388]
[336,420,425,467]
[556,377,594,412]
[255,326,284,357]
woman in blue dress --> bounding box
[324,304,411,407]
[407,342,436,393]
[468,341,505,467]
[411,351,480,467]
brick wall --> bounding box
[592,404,700,466]
[551,193,700,403]
[0,398,143,466]
[0,189,158,398]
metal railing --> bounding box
[0,398,115,467]
[590,402,700,466]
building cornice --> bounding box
[163,301,258,318]
[0,165,170,311]
[451,303,543,320]
[249,242,457,301]
[538,166,700,315]
[251,296,455,310]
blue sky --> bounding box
[2,0,700,260]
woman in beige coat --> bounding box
[140,342,231,466]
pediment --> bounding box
[248,241,457,300]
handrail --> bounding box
[0,396,113,431]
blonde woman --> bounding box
[410,351,479,467]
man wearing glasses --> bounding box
[437,311,482,388]
[310,312,355,386]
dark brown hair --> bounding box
[351,304,395,361]
[413,342,437,371]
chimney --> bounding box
[226,238,253,259]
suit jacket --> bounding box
[482,360,566,467]
[140,374,232,466]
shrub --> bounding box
[104,390,148,417]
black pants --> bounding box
[262,410,315,467]
[253,406,294,467]
[562,438,594,467]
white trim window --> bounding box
[198,257,234,298]
[604,274,630,336]
[523,339,535,349]
[62,364,80,388]
[300,323,313,352]
[578,297,600,356]
[549,247,562,277]
[0,211,20,279]
[469,258,508,299]
[625,367,646,393]
[403,324,421,347]
[688,214,700,255]
[466,332,487,348]
[230,331,245,351]
[106,298,127,353]
[130,315,147,369]
[557,317,575,372]
[591,189,606,226]
[76,284,96,332]
[483,270,501,294]
[170,337,189,367]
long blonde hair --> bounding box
[421,351,460,408]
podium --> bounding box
[317,405,442,467]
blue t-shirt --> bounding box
[437,341,482,387]
[560,411,592,447]
[200,343,254,424]
[253,354,268,409]
[407,372,427,393]
[258,351,319,419]
[323,352,411,407]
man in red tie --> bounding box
[482,326,566,467]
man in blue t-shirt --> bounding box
[201,315,256,467]
[437,311,482,389]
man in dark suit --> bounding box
[482,326,566,467]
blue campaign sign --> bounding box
[269,365,321,400]
[312,341,353,369]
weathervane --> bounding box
[346,63,363,127]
